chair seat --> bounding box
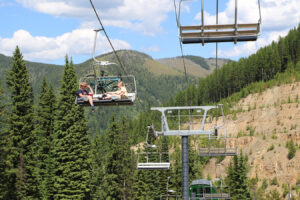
[182,35,257,44]
[137,162,170,170]
[76,98,133,106]
[204,193,230,199]
[198,148,237,156]
[180,23,259,44]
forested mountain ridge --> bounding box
[157,55,230,77]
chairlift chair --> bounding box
[76,29,137,106]
[198,131,238,157]
[151,105,225,136]
[189,179,230,200]
[175,0,262,45]
[137,125,171,170]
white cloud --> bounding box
[141,45,161,52]
[16,0,173,35]
[218,29,290,58]
[0,29,131,61]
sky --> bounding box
[0,0,299,65]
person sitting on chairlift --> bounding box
[77,82,95,111]
[104,81,128,100]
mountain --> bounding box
[157,55,230,77]
[0,50,201,133]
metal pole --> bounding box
[167,176,170,200]
[288,182,291,200]
[182,136,189,200]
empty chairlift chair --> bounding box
[189,179,230,200]
[198,133,238,157]
[137,125,170,170]
[175,0,262,45]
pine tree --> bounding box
[35,77,56,199]
[172,146,182,196]
[6,46,39,199]
[225,153,251,200]
[51,56,91,199]
[158,136,170,196]
[0,80,11,199]
[90,134,106,199]
[120,117,134,199]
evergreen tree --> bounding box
[51,57,91,199]
[225,153,251,200]
[99,116,124,199]
[90,134,106,199]
[120,117,134,199]
[35,77,56,199]
[158,136,170,196]
[0,80,11,199]
[172,146,182,196]
[6,46,38,199]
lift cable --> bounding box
[173,0,189,88]
[215,0,219,130]
[89,0,128,76]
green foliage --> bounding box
[0,80,11,199]
[286,140,297,160]
[97,116,135,199]
[282,183,289,198]
[266,189,281,200]
[35,78,56,199]
[225,153,251,200]
[184,55,211,70]
[270,177,279,186]
[6,46,38,199]
[51,57,91,199]
[267,144,275,152]
[261,179,268,190]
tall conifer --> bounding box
[6,46,38,199]
[225,153,251,200]
[51,56,91,199]
[99,116,125,199]
[35,78,56,199]
[0,80,11,199]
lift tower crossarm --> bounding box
[151,106,219,136]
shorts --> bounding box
[78,96,89,102]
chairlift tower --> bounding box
[151,105,225,200]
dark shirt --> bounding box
[76,89,89,97]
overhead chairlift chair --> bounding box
[176,0,262,45]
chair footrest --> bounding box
[182,35,257,44]
[137,162,170,170]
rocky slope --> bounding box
[201,81,300,197]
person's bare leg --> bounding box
[88,96,94,106]
[104,94,112,100]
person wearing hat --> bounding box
[77,82,95,111]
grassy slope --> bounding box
[157,56,230,77]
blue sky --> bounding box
[0,0,299,65]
